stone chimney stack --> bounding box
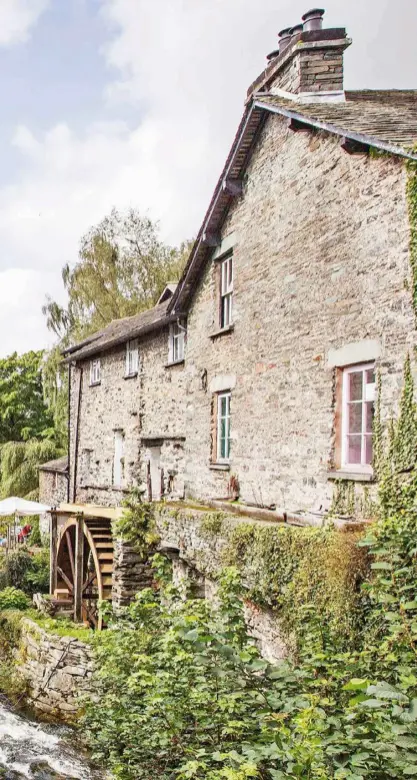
[248,9,351,99]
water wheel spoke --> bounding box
[83,570,97,592]
[65,531,75,581]
[57,566,74,594]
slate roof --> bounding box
[39,456,69,474]
[256,91,417,152]
[170,89,417,313]
[63,300,175,363]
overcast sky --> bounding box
[0,0,416,357]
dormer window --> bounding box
[126,339,139,377]
[90,359,101,386]
[169,321,186,364]
[220,255,233,329]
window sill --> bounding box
[209,462,231,472]
[327,470,374,483]
[89,381,101,388]
[165,359,185,369]
[124,372,138,380]
[209,324,234,340]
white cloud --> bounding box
[0,0,48,46]
[0,0,416,356]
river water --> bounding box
[0,699,104,779]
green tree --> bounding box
[0,439,62,499]
[42,208,191,440]
[0,351,55,443]
[43,208,191,344]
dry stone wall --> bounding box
[16,619,94,720]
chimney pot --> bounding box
[302,8,325,31]
[266,49,280,63]
[290,23,303,37]
[278,27,292,52]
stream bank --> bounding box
[0,612,95,722]
[0,695,105,779]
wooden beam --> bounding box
[83,570,97,592]
[202,231,221,248]
[287,117,310,132]
[340,137,369,155]
[57,566,74,593]
[74,514,84,623]
[66,530,75,581]
[50,512,58,596]
[222,178,243,197]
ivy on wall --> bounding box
[406,158,417,323]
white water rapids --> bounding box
[0,700,105,779]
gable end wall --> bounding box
[184,115,414,511]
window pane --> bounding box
[220,397,227,418]
[349,372,363,401]
[366,368,375,385]
[366,402,374,433]
[348,403,363,434]
[365,435,373,465]
[347,435,362,464]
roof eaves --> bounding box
[254,98,417,162]
[169,102,265,313]
[64,311,184,364]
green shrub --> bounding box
[0,587,30,611]
[0,547,49,596]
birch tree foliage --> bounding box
[43,208,192,345]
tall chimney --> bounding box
[247,9,351,99]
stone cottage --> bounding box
[46,9,417,520]
[61,285,187,508]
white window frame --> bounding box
[217,392,231,462]
[220,255,233,329]
[90,359,101,386]
[169,321,185,364]
[113,430,125,487]
[126,339,139,377]
[341,363,375,471]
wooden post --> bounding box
[74,514,84,623]
[50,512,58,596]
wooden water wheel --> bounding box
[54,515,114,629]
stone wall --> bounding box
[15,618,94,721]
[38,469,68,536]
[112,539,154,609]
[69,327,186,508]
[183,115,414,512]
[155,506,289,662]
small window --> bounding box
[217,392,231,462]
[342,364,375,469]
[220,255,233,329]
[113,430,125,487]
[169,321,186,363]
[126,339,139,376]
[90,359,101,386]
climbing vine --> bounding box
[406,158,417,323]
